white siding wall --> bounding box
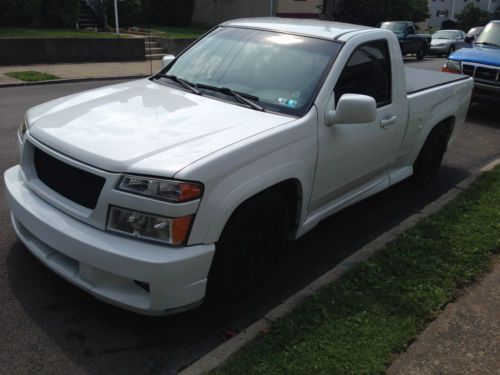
[277,0,322,15]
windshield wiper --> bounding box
[154,74,202,95]
[475,42,500,47]
[196,83,265,111]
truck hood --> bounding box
[449,45,500,67]
[27,79,293,177]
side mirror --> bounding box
[326,94,377,126]
[161,54,175,69]
[464,36,474,44]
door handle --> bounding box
[380,115,397,129]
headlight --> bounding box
[442,59,461,74]
[117,175,202,203]
[19,116,28,141]
[107,206,193,245]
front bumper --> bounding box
[4,165,215,315]
[429,46,449,55]
[473,81,500,96]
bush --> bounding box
[0,0,42,26]
[149,0,195,26]
[42,0,79,27]
[106,0,144,28]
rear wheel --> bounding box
[208,193,289,298]
[411,123,450,187]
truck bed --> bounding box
[405,67,469,94]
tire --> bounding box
[208,193,289,298]
[416,44,426,60]
[411,123,449,187]
[447,45,455,57]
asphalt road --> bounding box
[1,58,499,375]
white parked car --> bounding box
[4,18,473,315]
[429,29,467,56]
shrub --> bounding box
[149,0,195,26]
[0,0,42,26]
[106,0,144,28]
[42,0,79,27]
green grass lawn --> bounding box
[0,27,125,38]
[215,167,500,375]
[5,71,61,82]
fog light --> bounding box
[107,206,193,245]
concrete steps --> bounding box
[143,38,168,60]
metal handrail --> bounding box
[86,0,108,27]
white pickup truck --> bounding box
[4,18,473,315]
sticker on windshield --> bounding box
[278,98,298,108]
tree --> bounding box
[333,0,429,26]
[455,3,491,32]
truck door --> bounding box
[309,40,406,213]
[405,24,419,52]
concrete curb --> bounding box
[179,157,500,375]
[0,74,149,89]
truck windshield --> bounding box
[380,22,406,34]
[159,27,342,116]
[432,31,457,40]
[475,22,500,47]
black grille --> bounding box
[475,66,499,83]
[34,147,105,209]
[462,64,475,76]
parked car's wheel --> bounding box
[416,44,426,60]
[447,45,455,57]
[411,123,449,187]
[208,193,289,297]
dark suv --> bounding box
[379,21,431,60]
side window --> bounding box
[334,41,392,107]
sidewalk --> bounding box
[388,256,500,375]
[0,60,161,85]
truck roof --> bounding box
[222,17,373,40]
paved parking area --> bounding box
[0,57,499,374]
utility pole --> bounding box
[114,0,120,34]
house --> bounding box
[192,0,325,26]
[428,0,499,29]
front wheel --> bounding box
[416,44,426,60]
[208,193,289,298]
[411,124,449,187]
[447,45,455,57]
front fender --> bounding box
[176,109,319,245]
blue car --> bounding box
[442,21,500,98]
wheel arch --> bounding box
[221,178,303,241]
